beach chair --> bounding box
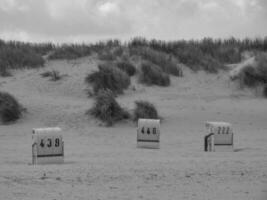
[204,121,234,152]
[32,127,64,164]
[137,119,160,149]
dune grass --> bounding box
[85,63,130,95]
[139,61,170,86]
[40,70,65,81]
[48,44,91,60]
[0,42,45,70]
[129,47,182,76]
[255,52,267,83]
[133,100,159,121]
[0,92,23,123]
[116,61,136,76]
[238,53,267,88]
[0,59,11,77]
[88,90,130,126]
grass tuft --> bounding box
[263,85,267,98]
[133,100,159,121]
[129,47,182,76]
[40,70,64,81]
[116,61,136,76]
[48,44,91,60]
[0,59,11,77]
[139,61,170,86]
[88,90,129,126]
[0,92,23,123]
[85,63,130,95]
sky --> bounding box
[0,0,266,43]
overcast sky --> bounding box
[0,0,266,43]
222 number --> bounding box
[218,127,229,134]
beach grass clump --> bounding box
[139,61,170,86]
[0,92,23,123]
[238,53,267,89]
[133,100,159,121]
[239,65,258,87]
[48,44,91,60]
[116,61,136,76]
[88,90,129,126]
[40,70,64,81]
[255,53,267,83]
[85,63,130,95]
[263,85,267,98]
[130,47,182,76]
[0,59,11,77]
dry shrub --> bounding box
[133,100,159,121]
[0,59,11,77]
[255,53,267,83]
[139,61,170,86]
[130,47,182,76]
[239,65,258,87]
[238,53,267,89]
[0,92,23,123]
[0,45,44,69]
[40,70,64,81]
[200,55,226,73]
[263,85,267,98]
[112,46,124,58]
[88,90,129,126]
[85,63,130,95]
[116,61,136,76]
[98,50,116,61]
[48,44,91,60]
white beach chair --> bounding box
[32,127,64,165]
[204,121,234,152]
[137,119,160,149]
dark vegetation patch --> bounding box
[129,37,267,72]
[87,90,130,126]
[255,52,267,83]
[0,59,11,77]
[98,47,125,61]
[236,52,267,97]
[129,47,182,76]
[85,63,130,95]
[98,50,117,61]
[115,61,136,76]
[239,53,267,87]
[0,91,23,123]
[133,100,159,121]
[40,70,66,81]
[139,61,170,86]
[239,65,259,87]
[1,37,266,75]
[0,41,45,71]
[48,44,91,60]
[263,85,267,98]
[199,54,226,73]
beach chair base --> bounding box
[214,145,234,152]
[137,141,160,149]
[33,155,64,165]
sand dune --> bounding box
[0,56,267,200]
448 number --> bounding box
[141,127,157,135]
